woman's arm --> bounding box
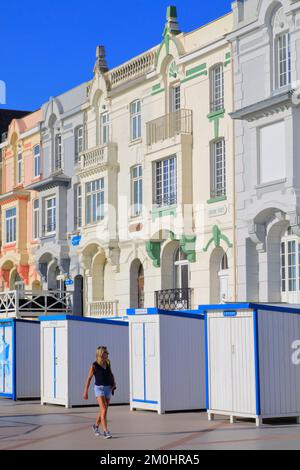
[83,366,94,400]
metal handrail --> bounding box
[146,109,193,146]
[155,288,192,311]
[0,290,73,318]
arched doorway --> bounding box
[130,259,144,308]
[159,241,191,310]
[218,252,229,303]
[73,275,83,316]
[10,270,24,291]
[210,247,229,303]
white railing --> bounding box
[0,290,73,318]
[108,49,157,88]
[89,300,119,318]
[79,145,107,169]
[147,109,193,147]
[78,143,118,173]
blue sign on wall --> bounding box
[223,311,237,317]
[71,235,81,246]
[65,279,74,286]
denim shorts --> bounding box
[94,385,112,399]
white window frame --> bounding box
[154,156,177,208]
[130,100,141,141]
[101,112,110,145]
[86,178,105,225]
[170,84,181,113]
[33,145,40,177]
[131,165,143,217]
[75,126,84,164]
[276,32,291,89]
[74,184,82,229]
[281,232,300,295]
[211,139,226,199]
[5,207,17,244]
[17,151,22,184]
[174,247,189,290]
[45,196,56,235]
[211,64,224,112]
[33,199,39,240]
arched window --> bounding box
[221,252,229,271]
[273,7,291,89]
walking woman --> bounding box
[83,346,116,439]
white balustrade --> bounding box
[88,300,119,318]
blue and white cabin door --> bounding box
[132,322,158,404]
[209,317,233,412]
[144,323,158,403]
[209,314,256,415]
[54,327,67,401]
[231,316,256,415]
[132,323,144,400]
[43,325,67,401]
[0,323,13,397]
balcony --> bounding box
[146,109,193,147]
[108,48,157,88]
[155,288,192,311]
[0,290,73,318]
[77,143,118,176]
[88,300,119,318]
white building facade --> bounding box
[230,0,300,303]
[73,7,236,316]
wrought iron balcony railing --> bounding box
[155,288,192,311]
[146,109,193,147]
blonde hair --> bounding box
[96,346,108,367]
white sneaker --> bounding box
[92,424,101,436]
[103,431,112,439]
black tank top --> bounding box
[93,361,114,386]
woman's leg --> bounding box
[96,396,109,433]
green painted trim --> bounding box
[169,61,178,78]
[181,71,208,84]
[207,196,227,204]
[180,234,197,263]
[152,205,177,221]
[203,225,233,252]
[207,109,225,119]
[146,241,161,268]
[152,84,161,92]
[224,60,231,67]
[152,88,165,96]
[207,109,225,139]
[225,51,231,60]
[186,63,207,77]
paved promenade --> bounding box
[1,399,300,450]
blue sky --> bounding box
[0,0,231,111]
